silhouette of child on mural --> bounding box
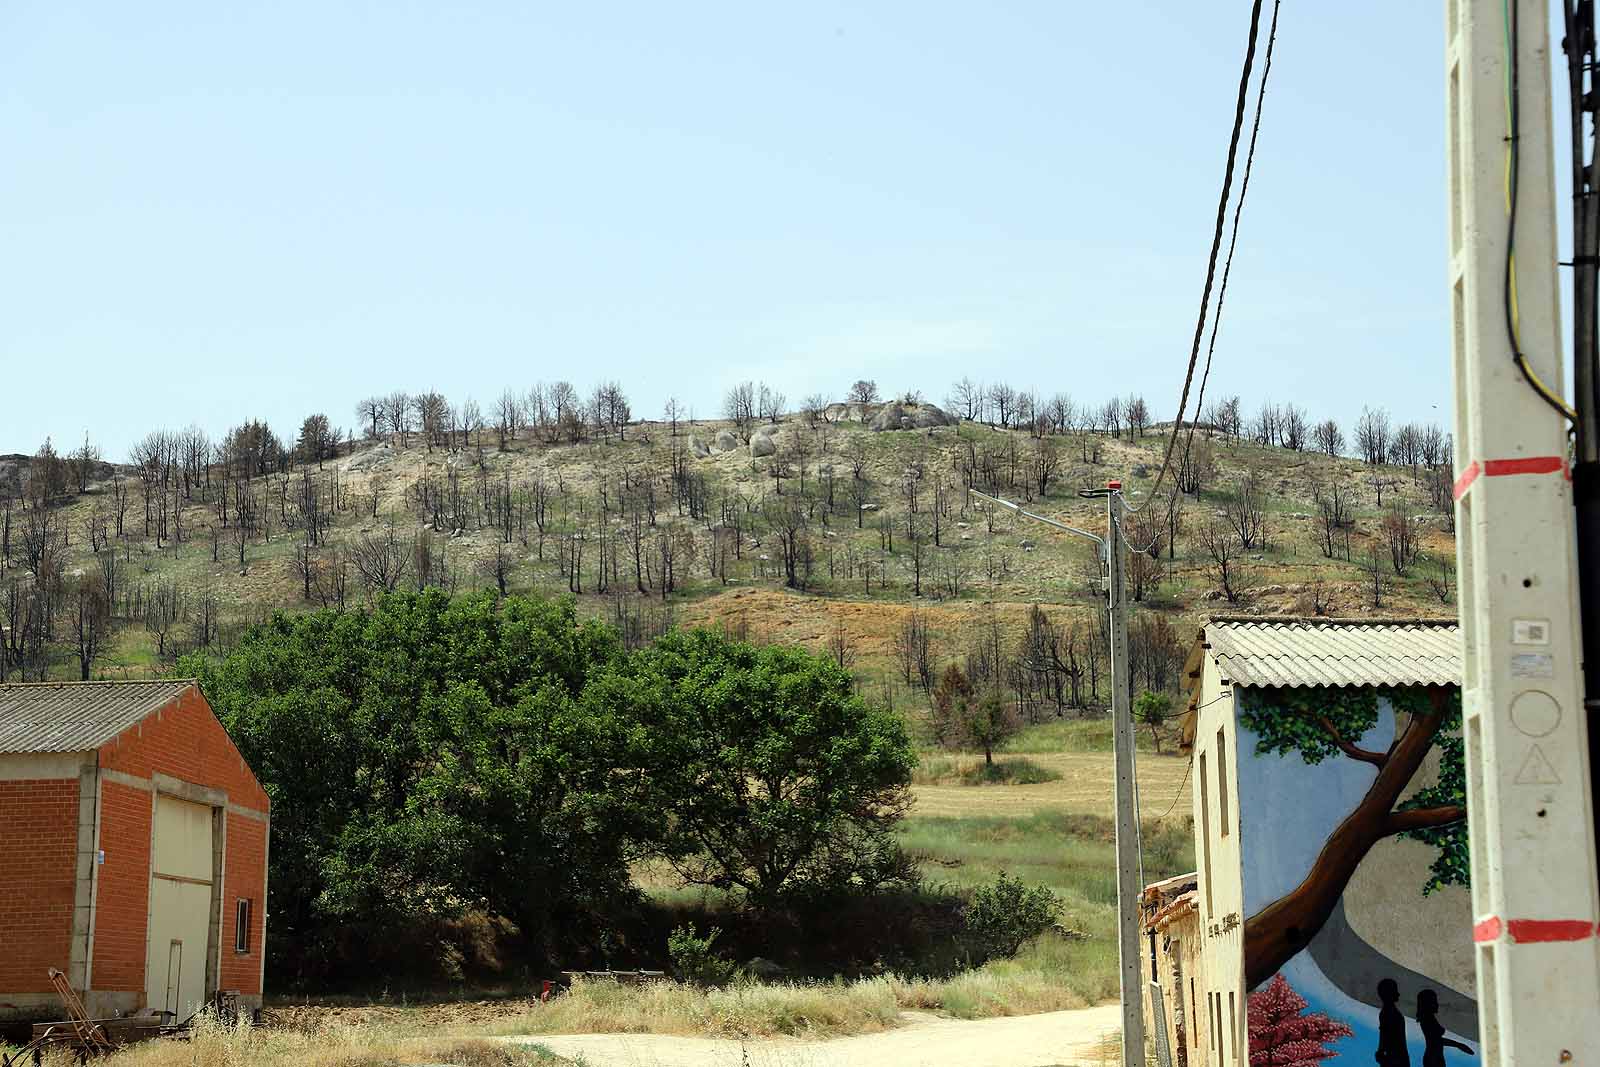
[1376,979,1410,1067]
[1417,989,1474,1066]
[1376,980,1477,1066]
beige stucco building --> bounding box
[1145,617,1474,1067]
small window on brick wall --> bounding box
[236,898,252,954]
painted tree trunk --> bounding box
[1243,691,1451,990]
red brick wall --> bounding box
[220,811,267,993]
[0,778,77,993]
[98,687,269,812]
[94,686,271,997]
[91,778,152,994]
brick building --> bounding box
[0,681,269,1023]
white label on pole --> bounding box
[1512,618,1551,645]
[1511,653,1555,678]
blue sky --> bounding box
[0,3,1550,459]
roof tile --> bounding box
[1204,618,1460,689]
[0,680,194,754]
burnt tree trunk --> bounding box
[1242,688,1463,989]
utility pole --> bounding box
[1447,1,1600,1060]
[1104,483,1144,1067]
[967,486,1143,1066]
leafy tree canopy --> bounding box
[183,589,645,980]
[589,626,916,908]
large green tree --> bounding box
[590,626,916,909]
[184,590,649,980]
[1237,686,1466,990]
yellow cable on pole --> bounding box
[1503,0,1579,421]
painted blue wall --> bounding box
[1237,691,1477,1065]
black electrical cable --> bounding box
[1128,0,1267,515]
[1120,0,1280,558]
[1182,0,1281,487]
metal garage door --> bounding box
[145,795,214,1019]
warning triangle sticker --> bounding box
[1514,744,1561,786]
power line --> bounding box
[1129,0,1269,515]
[1154,755,1193,827]
[1151,691,1231,827]
[1181,0,1282,476]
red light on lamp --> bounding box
[1107,480,1122,490]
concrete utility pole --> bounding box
[966,486,1143,1066]
[1103,484,1145,1067]
[1446,1,1600,1060]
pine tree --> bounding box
[1248,973,1354,1067]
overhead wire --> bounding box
[1179,0,1281,484]
[1505,0,1581,421]
[1154,755,1193,827]
[1121,0,1279,559]
[1151,691,1231,825]
[1126,0,1268,516]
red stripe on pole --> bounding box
[1482,456,1565,477]
[1506,919,1596,943]
[1474,916,1596,943]
[1452,456,1567,500]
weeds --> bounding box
[913,755,1063,786]
[69,1015,574,1067]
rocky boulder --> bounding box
[688,434,711,458]
[750,425,780,458]
[823,401,873,424]
[343,444,394,474]
[713,430,739,453]
[868,402,959,431]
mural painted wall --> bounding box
[1236,686,1477,1067]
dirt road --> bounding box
[513,1004,1122,1067]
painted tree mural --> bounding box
[1249,973,1355,1067]
[1239,686,1467,989]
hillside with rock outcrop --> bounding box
[1,408,1457,709]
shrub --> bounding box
[912,756,1063,786]
[963,872,1061,961]
[667,924,738,987]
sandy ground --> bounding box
[511,1005,1122,1067]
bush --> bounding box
[963,872,1061,961]
[912,756,1063,786]
[667,924,738,987]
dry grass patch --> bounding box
[56,1016,573,1067]
[492,976,900,1039]
[483,939,1105,1040]
[910,751,1191,820]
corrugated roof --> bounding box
[0,680,194,754]
[1203,617,1460,689]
